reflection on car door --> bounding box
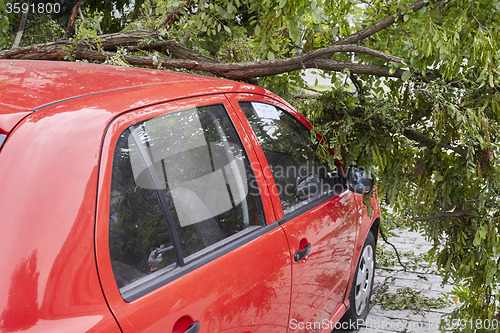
[229,95,359,331]
[95,95,292,333]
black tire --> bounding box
[339,231,376,330]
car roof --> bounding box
[0,60,251,110]
[0,60,279,134]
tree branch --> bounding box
[159,0,195,28]
[335,0,429,45]
[0,30,406,80]
[403,129,467,156]
[412,210,479,221]
[1,30,156,58]
[325,108,467,156]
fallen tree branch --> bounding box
[0,34,405,80]
[0,30,156,59]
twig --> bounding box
[470,0,487,30]
[379,228,409,271]
[335,0,428,46]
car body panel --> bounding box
[281,191,359,332]
[0,105,31,135]
[0,102,120,332]
[0,60,272,111]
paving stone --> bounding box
[334,228,459,333]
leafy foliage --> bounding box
[373,286,449,311]
[1,0,500,330]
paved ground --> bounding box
[340,228,459,333]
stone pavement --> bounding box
[340,228,459,333]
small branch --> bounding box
[350,72,364,99]
[412,210,479,221]
[325,107,467,156]
[403,129,467,156]
[159,0,195,28]
[293,92,321,99]
[379,228,409,271]
[335,0,429,45]
[405,111,431,126]
[63,0,82,39]
[11,0,31,49]
[470,0,487,30]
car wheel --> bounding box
[340,231,376,329]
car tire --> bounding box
[340,231,376,329]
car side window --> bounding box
[109,104,265,298]
[239,102,345,214]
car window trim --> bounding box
[119,222,281,302]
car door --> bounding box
[95,95,292,333]
[227,93,360,332]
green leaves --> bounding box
[401,70,411,81]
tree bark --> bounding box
[0,29,406,80]
[63,0,83,39]
[0,44,405,80]
[11,0,31,49]
[1,0,431,81]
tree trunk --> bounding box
[63,0,83,39]
[11,0,31,49]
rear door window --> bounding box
[108,103,265,299]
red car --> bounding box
[0,60,380,333]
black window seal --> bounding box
[128,126,185,267]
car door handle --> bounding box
[294,243,312,262]
[184,321,200,333]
